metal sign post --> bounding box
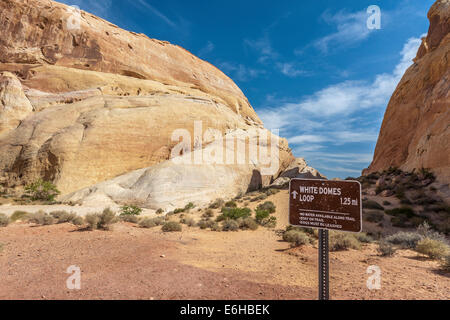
[318,229,329,300]
[289,178,362,300]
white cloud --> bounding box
[134,0,176,28]
[313,9,375,54]
[198,41,215,57]
[276,62,306,77]
[258,36,423,176]
[59,0,112,18]
[218,62,266,82]
[244,35,278,63]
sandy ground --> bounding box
[1,191,449,300]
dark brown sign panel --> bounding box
[289,179,362,232]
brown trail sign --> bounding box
[289,179,362,232]
[288,178,362,300]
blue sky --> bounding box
[59,0,434,178]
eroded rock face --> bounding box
[364,0,450,182]
[0,72,33,136]
[0,0,305,201]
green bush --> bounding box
[329,233,361,251]
[378,241,396,257]
[24,179,60,201]
[0,213,10,227]
[283,230,311,247]
[383,201,391,206]
[416,238,449,260]
[218,207,251,221]
[251,193,268,202]
[162,221,182,232]
[156,208,164,214]
[416,221,448,243]
[10,211,29,222]
[385,232,422,249]
[120,205,142,216]
[184,202,195,211]
[255,209,269,222]
[363,200,384,210]
[256,201,276,214]
[221,219,239,232]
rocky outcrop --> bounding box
[0,0,314,207]
[0,72,33,136]
[364,0,450,182]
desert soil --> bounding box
[0,190,449,300]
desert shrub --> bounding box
[218,207,251,221]
[156,208,164,214]
[441,255,450,272]
[354,233,373,243]
[0,213,10,227]
[184,202,195,211]
[180,216,196,227]
[385,232,422,249]
[50,211,77,224]
[283,230,311,247]
[400,198,412,205]
[27,211,55,225]
[210,222,222,232]
[329,233,361,251]
[209,199,225,209]
[85,213,100,230]
[202,209,214,218]
[383,201,391,206]
[71,216,84,226]
[395,188,406,200]
[385,207,415,217]
[10,211,29,222]
[120,214,139,223]
[197,219,214,230]
[364,210,384,223]
[416,221,448,243]
[264,188,280,196]
[221,219,239,232]
[256,201,276,214]
[363,200,384,210]
[162,221,182,232]
[418,168,435,181]
[174,208,184,214]
[85,208,117,230]
[120,205,142,216]
[255,209,269,223]
[429,203,450,214]
[416,238,449,260]
[238,217,259,231]
[224,200,237,208]
[139,217,164,228]
[378,241,396,257]
[98,208,117,230]
[24,179,60,201]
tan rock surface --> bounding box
[365,0,450,182]
[0,0,301,202]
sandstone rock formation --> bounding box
[0,0,321,208]
[364,0,450,182]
